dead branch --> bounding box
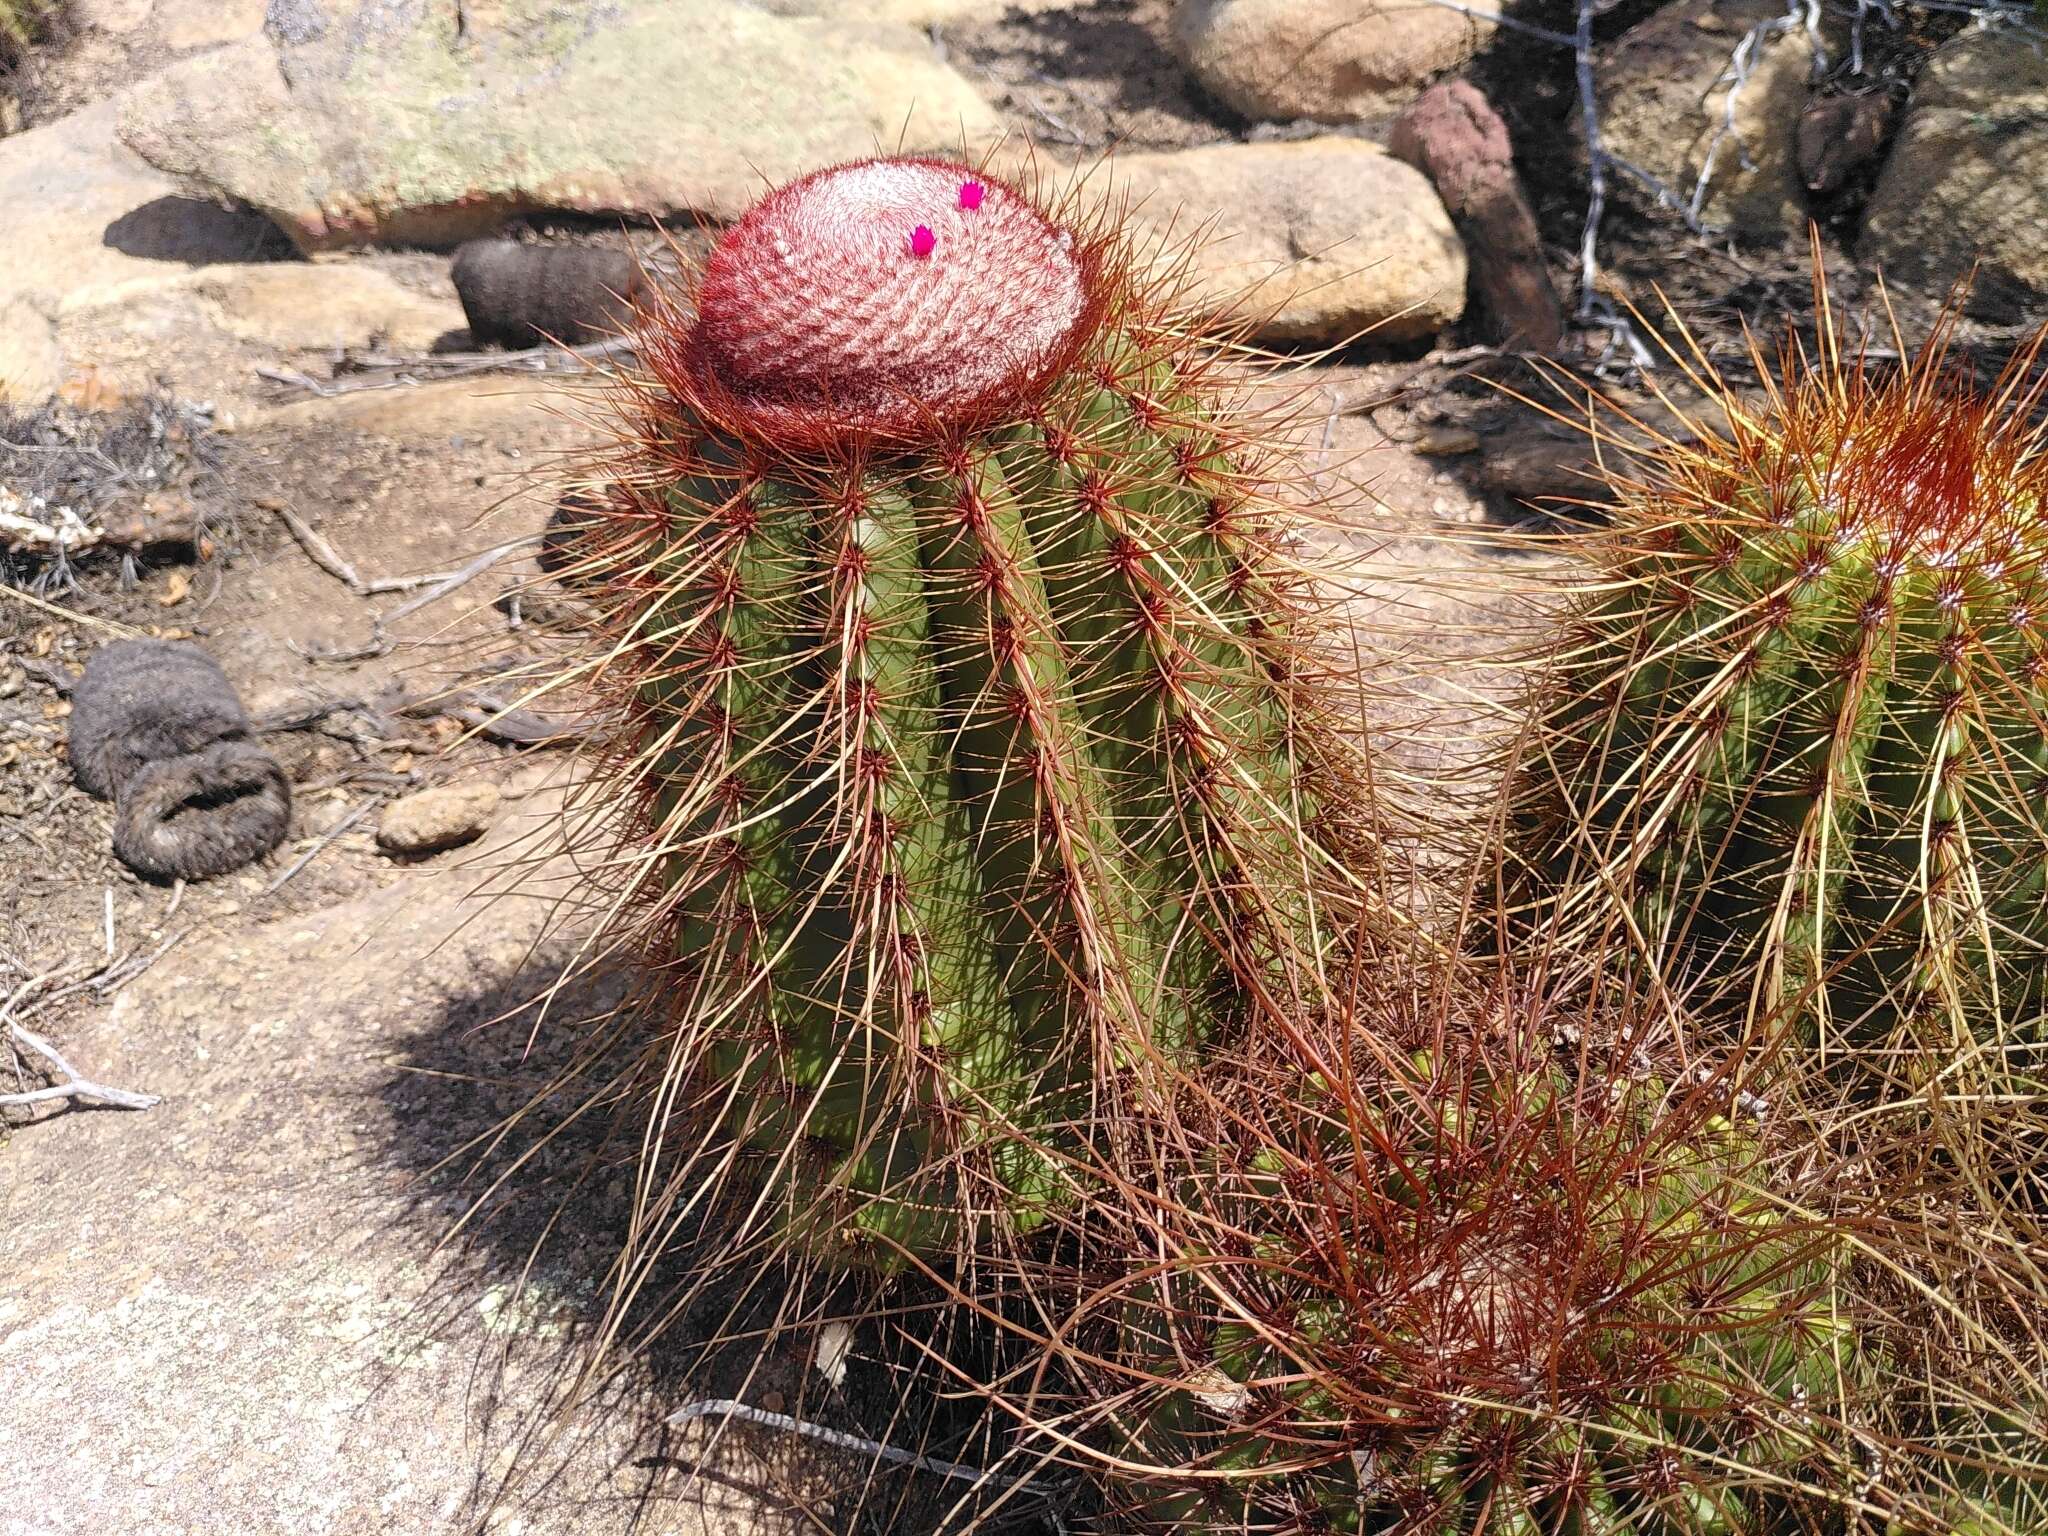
[261,794,384,897]
[2,965,161,1113]
[666,1399,1046,1494]
[288,542,527,663]
[256,336,637,399]
[260,495,364,592]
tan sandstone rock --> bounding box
[1118,138,1467,344]
[61,263,463,355]
[0,299,62,405]
[1863,31,2048,321]
[156,0,269,50]
[378,781,503,856]
[117,0,1002,253]
[1171,0,1492,123]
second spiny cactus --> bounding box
[1509,318,2048,1086]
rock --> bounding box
[1796,88,1899,197]
[1863,32,2048,322]
[0,298,62,405]
[117,0,1002,254]
[1117,139,1466,345]
[63,263,464,355]
[1390,81,1563,353]
[156,0,269,50]
[0,92,300,402]
[0,798,794,1532]
[1598,0,1813,241]
[1170,0,1491,124]
[75,0,155,34]
[0,97,185,314]
[377,781,501,856]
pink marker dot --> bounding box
[910,224,937,258]
[958,180,985,211]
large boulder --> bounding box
[0,298,62,405]
[1862,31,2048,321]
[156,0,271,50]
[116,0,1002,253]
[1116,138,1467,345]
[1598,0,1814,241]
[1171,0,1492,124]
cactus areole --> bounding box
[679,158,1102,450]
[571,157,1332,1265]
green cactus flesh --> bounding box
[574,159,1333,1265]
[1514,343,2048,1070]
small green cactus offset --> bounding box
[1092,961,1877,1534]
[1511,320,2048,1077]
[551,157,1356,1266]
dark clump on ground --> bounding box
[68,638,291,881]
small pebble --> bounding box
[377,782,501,856]
[1412,424,1481,456]
[811,1320,855,1388]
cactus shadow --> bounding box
[375,948,1081,1535]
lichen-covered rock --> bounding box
[1170,0,1491,124]
[1863,31,2048,321]
[116,0,1002,253]
[1116,139,1466,344]
[1598,0,1814,241]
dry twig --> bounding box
[255,336,637,399]
[1,963,162,1113]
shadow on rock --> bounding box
[103,195,296,263]
[375,949,1080,1535]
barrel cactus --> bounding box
[1506,316,2048,1094]
[1087,955,1880,1534]
[546,156,1361,1268]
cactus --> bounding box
[1506,311,2048,1093]
[545,156,1360,1268]
[1086,952,1882,1535]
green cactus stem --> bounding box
[1508,315,2048,1095]
[550,156,1362,1268]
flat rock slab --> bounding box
[117,0,1003,253]
[0,97,185,337]
[0,785,781,1534]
